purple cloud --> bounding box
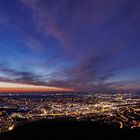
[0,0,139,92]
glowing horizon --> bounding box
[0,82,74,92]
[0,1,139,92]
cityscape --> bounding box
[0,0,140,139]
[0,92,140,133]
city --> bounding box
[0,0,139,139]
[0,93,140,133]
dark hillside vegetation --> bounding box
[0,119,140,140]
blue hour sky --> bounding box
[0,0,140,92]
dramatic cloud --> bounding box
[0,0,139,92]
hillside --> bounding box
[0,119,140,140]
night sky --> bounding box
[0,0,140,92]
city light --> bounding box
[0,93,140,133]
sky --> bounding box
[0,0,139,92]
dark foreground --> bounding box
[0,120,140,140]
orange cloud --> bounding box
[0,82,74,92]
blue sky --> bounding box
[0,0,140,92]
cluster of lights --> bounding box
[0,93,140,132]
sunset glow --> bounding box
[0,0,139,92]
[0,82,73,92]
